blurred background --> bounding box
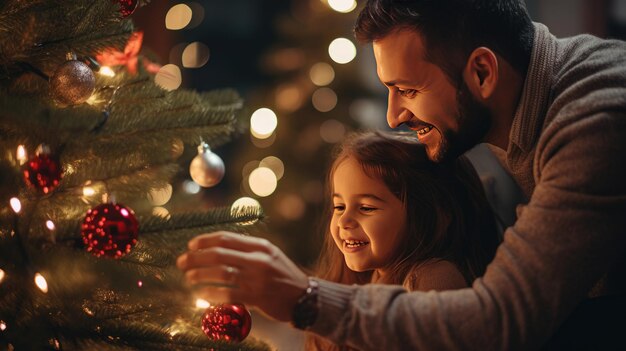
[132,0,626,268]
[129,0,626,348]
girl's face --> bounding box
[330,156,407,276]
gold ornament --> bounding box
[189,143,225,188]
[50,53,96,106]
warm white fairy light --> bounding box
[248,167,278,197]
[195,298,210,309]
[99,66,116,77]
[9,198,21,214]
[328,0,357,13]
[34,273,48,293]
[16,145,27,165]
[83,186,96,197]
[46,220,56,231]
[250,108,278,139]
[0,320,6,331]
[0,269,5,284]
[328,37,357,64]
[137,280,143,288]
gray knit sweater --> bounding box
[309,23,626,351]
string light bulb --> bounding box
[196,298,210,309]
[16,145,27,165]
[9,198,21,214]
[34,273,49,293]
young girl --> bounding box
[308,131,500,350]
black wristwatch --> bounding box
[291,277,320,330]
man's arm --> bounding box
[177,112,626,351]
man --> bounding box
[177,0,626,349]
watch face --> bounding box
[293,279,319,329]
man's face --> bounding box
[373,29,491,162]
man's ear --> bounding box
[463,47,498,100]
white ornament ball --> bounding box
[189,143,225,187]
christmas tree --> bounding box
[0,1,269,350]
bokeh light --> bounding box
[98,66,115,77]
[148,184,173,206]
[349,98,388,129]
[328,38,356,64]
[275,84,304,112]
[320,119,346,143]
[312,87,338,112]
[230,197,262,223]
[154,64,182,91]
[183,180,201,194]
[248,167,278,197]
[277,193,306,220]
[250,108,278,139]
[328,0,357,13]
[260,156,285,180]
[309,62,335,86]
[34,273,48,293]
[152,207,171,219]
[187,2,205,29]
[182,42,210,68]
[196,298,210,309]
[9,197,20,213]
[0,269,5,284]
[165,4,193,30]
[46,220,55,231]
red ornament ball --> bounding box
[81,203,139,258]
[115,0,138,17]
[201,304,252,343]
[23,153,62,194]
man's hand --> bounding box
[176,231,309,322]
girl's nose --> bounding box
[338,212,357,229]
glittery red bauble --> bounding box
[81,203,139,258]
[23,154,62,194]
[201,304,252,343]
[115,0,138,17]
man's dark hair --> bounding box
[355,0,535,83]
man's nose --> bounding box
[386,95,412,129]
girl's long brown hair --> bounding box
[307,131,500,350]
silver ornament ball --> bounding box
[189,143,225,187]
[50,53,96,106]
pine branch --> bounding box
[0,1,133,76]
[102,85,243,135]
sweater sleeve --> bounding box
[308,111,626,351]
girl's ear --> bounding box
[462,47,498,100]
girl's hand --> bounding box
[176,231,309,322]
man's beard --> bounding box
[431,79,492,162]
